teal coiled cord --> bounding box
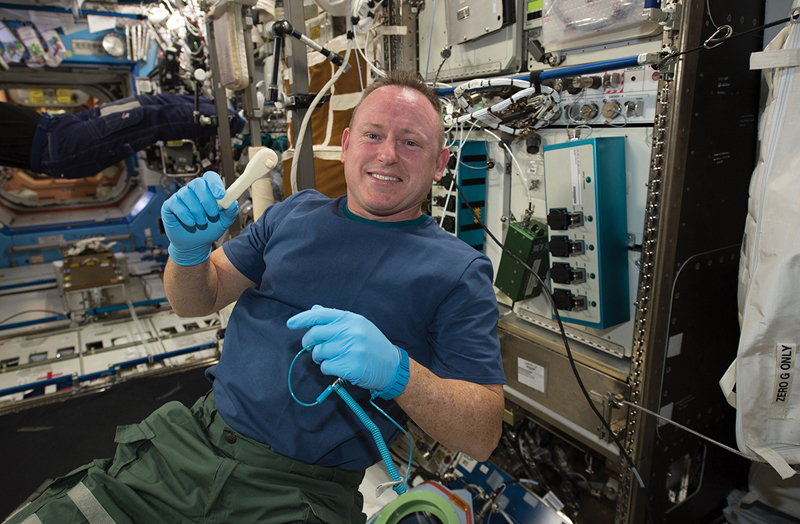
[289,346,411,496]
[332,381,407,495]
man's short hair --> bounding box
[349,70,445,148]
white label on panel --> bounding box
[543,491,565,512]
[524,259,542,296]
[38,235,64,245]
[658,402,673,427]
[667,333,683,358]
[517,357,545,392]
[522,491,540,509]
[570,148,582,206]
[458,454,478,472]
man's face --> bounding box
[341,85,450,222]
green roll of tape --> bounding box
[374,490,461,524]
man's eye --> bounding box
[367,133,378,139]
[405,141,418,147]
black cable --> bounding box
[432,57,448,88]
[432,46,452,87]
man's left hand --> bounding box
[286,306,407,397]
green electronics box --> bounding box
[495,220,549,302]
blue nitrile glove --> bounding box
[161,171,239,266]
[286,306,410,400]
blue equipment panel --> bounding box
[455,141,488,252]
[543,137,629,329]
[454,456,569,524]
[431,141,487,252]
[0,186,170,268]
[1,18,135,68]
[60,27,133,67]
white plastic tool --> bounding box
[217,148,279,209]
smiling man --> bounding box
[5,71,506,524]
[340,74,449,221]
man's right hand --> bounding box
[161,171,239,266]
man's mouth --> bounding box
[369,172,400,182]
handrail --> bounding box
[86,298,167,316]
[0,342,217,398]
[0,298,169,333]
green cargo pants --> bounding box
[4,391,366,524]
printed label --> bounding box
[771,343,796,419]
[523,259,542,296]
[71,39,105,56]
[458,454,477,473]
[38,234,64,245]
[517,357,545,393]
[570,149,582,206]
[29,88,45,105]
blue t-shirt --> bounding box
[209,190,505,470]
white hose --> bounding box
[290,38,354,195]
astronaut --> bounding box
[0,94,242,179]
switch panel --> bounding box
[543,137,629,329]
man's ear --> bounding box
[341,127,350,163]
[434,147,450,182]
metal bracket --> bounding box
[589,390,628,442]
[659,0,683,31]
[284,93,331,110]
[642,7,669,24]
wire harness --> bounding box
[444,78,562,137]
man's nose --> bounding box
[377,139,398,164]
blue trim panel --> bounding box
[454,141,488,252]
[0,279,57,291]
[0,343,217,398]
[0,315,68,332]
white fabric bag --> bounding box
[720,9,800,480]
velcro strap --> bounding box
[751,48,800,70]
[747,437,798,479]
[67,482,116,524]
[99,100,141,116]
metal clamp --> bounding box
[704,25,733,49]
[284,93,331,110]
